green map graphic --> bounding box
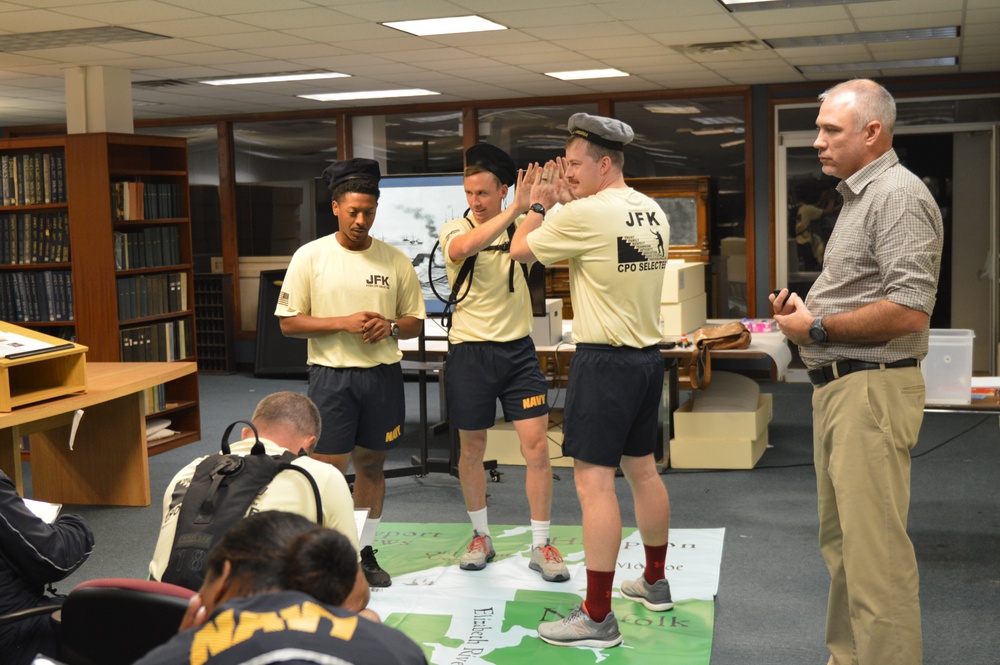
[369,523,718,664]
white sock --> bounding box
[468,508,490,537]
[360,517,380,549]
[531,519,550,549]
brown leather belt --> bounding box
[808,358,919,387]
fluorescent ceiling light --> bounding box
[719,0,885,11]
[644,104,703,114]
[767,26,959,48]
[720,139,745,148]
[545,68,629,81]
[201,72,350,86]
[0,26,167,52]
[382,15,506,36]
[796,57,957,74]
[299,89,440,102]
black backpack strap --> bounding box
[504,222,529,294]
[220,419,264,455]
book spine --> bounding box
[1,155,9,207]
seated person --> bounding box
[148,392,369,612]
[0,469,93,665]
[135,511,427,665]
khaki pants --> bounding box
[813,365,924,665]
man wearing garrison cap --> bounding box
[511,113,673,648]
[275,157,426,589]
[438,144,569,582]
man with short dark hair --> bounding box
[276,159,426,588]
[772,78,942,665]
[511,113,672,648]
[439,144,568,582]
[149,391,371,612]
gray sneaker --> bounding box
[459,531,495,570]
[620,576,674,611]
[538,605,622,648]
[529,540,570,582]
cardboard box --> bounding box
[670,426,769,469]
[673,392,772,441]
[922,329,975,405]
[661,292,706,336]
[531,298,563,347]
[662,261,705,303]
[485,408,573,468]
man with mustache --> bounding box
[511,114,673,648]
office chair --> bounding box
[56,578,195,665]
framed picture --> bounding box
[626,176,711,263]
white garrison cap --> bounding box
[567,113,634,150]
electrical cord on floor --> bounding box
[910,414,993,458]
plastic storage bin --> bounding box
[922,329,975,405]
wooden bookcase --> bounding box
[194,272,236,374]
[0,133,200,453]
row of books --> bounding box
[117,272,189,322]
[0,270,74,322]
[114,226,181,270]
[0,211,70,265]
[112,181,184,221]
[120,318,192,363]
[143,384,167,415]
[1,152,66,207]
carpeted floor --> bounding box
[30,372,1000,665]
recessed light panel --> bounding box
[719,0,885,11]
[545,68,629,81]
[767,27,959,49]
[796,57,958,74]
[382,15,506,36]
[0,26,167,53]
[299,89,440,102]
[201,72,350,86]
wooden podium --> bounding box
[0,324,87,412]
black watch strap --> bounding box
[529,203,546,218]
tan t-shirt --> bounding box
[527,187,668,348]
[275,234,426,368]
[439,215,532,344]
[148,438,361,581]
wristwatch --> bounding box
[389,320,400,337]
[808,316,828,343]
[529,202,546,218]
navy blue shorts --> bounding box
[562,344,664,467]
[445,336,550,431]
[307,363,405,454]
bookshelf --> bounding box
[0,133,200,453]
[194,273,235,374]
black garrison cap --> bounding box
[321,158,381,193]
[466,143,518,187]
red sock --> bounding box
[584,569,616,622]
[644,543,668,584]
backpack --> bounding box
[161,420,323,591]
